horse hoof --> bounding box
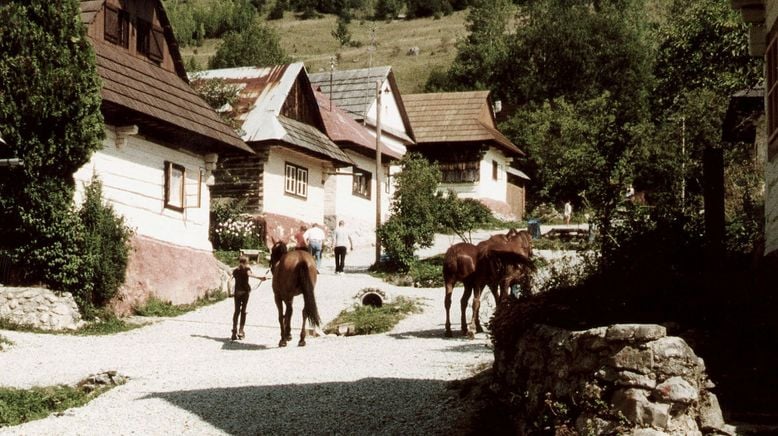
[298,340,306,347]
[466,330,475,339]
[278,340,287,347]
[445,330,452,338]
[475,326,484,333]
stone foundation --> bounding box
[0,287,85,331]
[109,235,229,315]
[494,323,735,435]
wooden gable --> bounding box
[281,70,326,132]
[80,0,187,80]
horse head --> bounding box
[269,240,288,274]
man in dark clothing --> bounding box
[231,255,266,340]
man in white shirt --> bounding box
[332,220,353,275]
[303,223,326,269]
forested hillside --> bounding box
[163,0,471,92]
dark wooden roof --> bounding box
[403,91,524,157]
[91,39,252,154]
[278,116,353,166]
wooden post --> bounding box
[375,81,383,265]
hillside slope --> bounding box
[179,11,468,94]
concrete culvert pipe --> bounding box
[355,287,389,308]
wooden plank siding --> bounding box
[210,147,270,213]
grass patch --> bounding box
[0,311,142,336]
[369,255,445,288]
[134,289,227,317]
[0,381,119,427]
[324,296,422,335]
[0,334,12,351]
[214,250,240,266]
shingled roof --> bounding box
[314,90,402,161]
[194,64,352,166]
[403,91,524,157]
[79,1,250,154]
[92,39,252,154]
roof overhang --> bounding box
[506,166,530,180]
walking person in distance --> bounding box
[303,223,326,270]
[333,220,353,275]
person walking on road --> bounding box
[333,220,353,275]
[294,225,308,251]
[231,255,266,341]
[304,223,326,269]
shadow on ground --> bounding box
[190,334,269,351]
[146,377,477,435]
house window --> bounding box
[164,161,185,211]
[768,25,778,160]
[104,5,129,48]
[353,168,372,199]
[285,163,308,198]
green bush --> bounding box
[77,176,133,312]
[209,23,289,69]
[210,200,263,251]
[435,191,494,243]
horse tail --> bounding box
[298,260,321,327]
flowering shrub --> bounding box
[212,215,262,251]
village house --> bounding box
[308,66,414,164]
[402,91,528,220]
[74,0,254,313]
[731,0,778,261]
[193,63,354,244]
[314,89,403,248]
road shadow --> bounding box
[145,377,469,435]
[190,334,269,351]
[389,328,491,342]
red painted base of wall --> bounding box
[109,235,226,316]
[263,212,316,247]
[479,198,519,221]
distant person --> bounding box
[294,225,308,251]
[333,220,353,275]
[231,255,266,341]
[563,201,573,225]
[304,223,326,269]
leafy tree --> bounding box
[377,153,441,271]
[0,0,104,295]
[78,176,133,312]
[374,0,402,20]
[331,15,352,46]
[209,23,289,68]
[268,0,288,19]
[435,191,493,243]
[405,0,452,19]
[438,0,514,92]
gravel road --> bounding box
[0,236,503,435]
[0,227,579,435]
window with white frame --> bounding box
[285,162,308,198]
[353,168,372,199]
[164,161,185,211]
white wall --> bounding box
[73,128,213,251]
[324,151,392,248]
[263,146,330,225]
[366,80,406,137]
[766,157,778,255]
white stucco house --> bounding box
[193,63,354,245]
[75,0,254,313]
[314,89,403,249]
[402,91,528,220]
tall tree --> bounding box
[209,23,289,68]
[0,0,104,290]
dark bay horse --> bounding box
[442,229,535,337]
[269,241,321,347]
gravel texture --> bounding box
[0,235,506,436]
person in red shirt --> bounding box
[294,225,308,251]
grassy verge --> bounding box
[134,289,227,317]
[0,381,119,427]
[369,255,445,288]
[214,250,270,268]
[0,312,142,336]
[324,295,422,335]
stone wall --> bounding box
[493,323,735,435]
[0,287,85,331]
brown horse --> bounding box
[442,242,480,337]
[269,241,321,347]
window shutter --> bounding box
[104,7,120,43]
[149,28,164,62]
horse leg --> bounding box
[284,299,293,342]
[275,294,287,347]
[444,280,454,337]
[472,284,483,334]
[460,285,473,335]
[298,306,307,347]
